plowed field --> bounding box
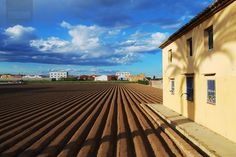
[0,84,192,157]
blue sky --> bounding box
[0,0,214,76]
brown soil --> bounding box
[0,83,184,157]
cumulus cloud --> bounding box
[0,0,215,72]
[30,37,69,53]
[116,31,168,53]
[31,21,157,64]
[30,21,107,57]
[66,24,103,50]
[4,25,35,38]
[150,32,168,45]
[1,22,167,65]
[3,25,36,45]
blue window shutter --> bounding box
[212,80,215,90]
[207,80,216,104]
[186,77,193,101]
[170,79,175,95]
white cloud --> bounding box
[3,25,36,45]
[69,26,100,50]
[120,40,136,46]
[4,25,35,40]
[8,22,168,65]
[116,31,168,53]
[61,21,105,51]
[29,22,167,60]
[60,21,72,29]
[30,21,107,57]
[150,32,168,46]
[30,37,69,53]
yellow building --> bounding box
[0,75,14,79]
[160,0,236,143]
[128,73,145,81]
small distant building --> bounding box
[49,71,68,80]
[95,75,108,81]
[0,75,22,79]
[149,79,163,89]
[107,75,118,81]
[14,75,23,79]
[128,73,146,82]
[79,75,96,81]
[23,75,42,79]
[1,75,12,79]
[116,72,130,80]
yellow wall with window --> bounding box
[162,1,236,142]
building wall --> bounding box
[150,80,163,89]
[162,1,236,142]
[116,72,130,80]
[95,75,108,81]
[49,72,68,80]
[128,73,145,81]
[0,75,18,79]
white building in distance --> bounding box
[95,75,108,81]
[49,71,68,80]
[116,72,130,80]
[23,75,42,79]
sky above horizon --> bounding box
[0,0,214,76]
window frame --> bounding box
[207,79,216,105]
[187,37,193,57]
[170,79,175,95]
[205,25,214,51]
[168,49,173,63]
[186,76,194,101]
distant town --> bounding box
[0,71,163,88]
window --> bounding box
[187,38,193,57]
[207,80,216,104]
[205,26,213,50]
[170,79,175,95]
[168,49,172,63]
[186,77,194,101]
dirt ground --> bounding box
[0,83,185,157]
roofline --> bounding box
[159,0,235,49]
